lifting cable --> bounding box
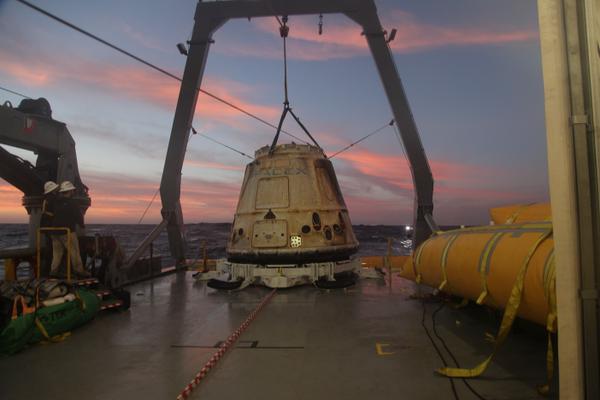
[0,85,30,99]
[192,127,254,160]
[269,16,322,154]
[15,0,310,145]
[137,188,160,225]
[328,119,395,159]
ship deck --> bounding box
[0,271,554,399]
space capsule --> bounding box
[227,143,359,264]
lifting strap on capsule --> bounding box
[437,228,553,378]
[438,234,458,291]
[476,232,505,305]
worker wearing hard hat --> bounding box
[40,181,59,227]
[49,181,90,278]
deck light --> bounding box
[176,42,188,56]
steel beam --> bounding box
[345,3,433,245]
[538,0,600,397]
[159,12,224,261]
[563,0,600,397]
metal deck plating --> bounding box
[0,271,553,400]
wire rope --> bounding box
[192,127,254,160]
[328,119,394,159]
[0,85,30,99]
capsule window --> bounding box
[301,225,311,234]
[333,224,342,234]
[312,212,322,231]
[316,167,335,201]
[338,212,346,230]
[238,228,244,236]
[324,226,333,240]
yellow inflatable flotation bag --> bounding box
[400,203,556,384]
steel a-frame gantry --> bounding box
[132,0,435,264]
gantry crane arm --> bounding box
[0,100,87,195]
[131,0,435,265]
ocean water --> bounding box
[0,223,412,278]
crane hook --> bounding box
[318,14,323,35]
[279,15,289,38]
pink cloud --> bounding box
[80,172,241,223]
[2,150,546,225]
[0,48,279,129]
[221,10,537,61]
[334,148,474,190]
[0,183,28,223]
[329,146,547,224]
[0,57,52,86]
[335,149,413,190]
[120,23,168,53]
[0,171,188,224]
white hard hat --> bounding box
[44,181,59,194]
[59,181,76,193]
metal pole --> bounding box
[36,228,41,278]
[66,228,71,282]
[202,240,207,272]
[149,241,154,278]
[536,0,600,396]
[159,9,225,262]
[386,237,392,288]
[345,1,434,247]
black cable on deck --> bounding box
[421,300,460,400]
[431,303,488,400]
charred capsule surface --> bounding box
[227,143,359,264]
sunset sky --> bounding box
[0,0,548,225]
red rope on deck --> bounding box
[175,289,277,400]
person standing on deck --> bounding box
[40,181,59,277]
[49,181,90,278]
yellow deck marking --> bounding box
[375,343,394,356]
